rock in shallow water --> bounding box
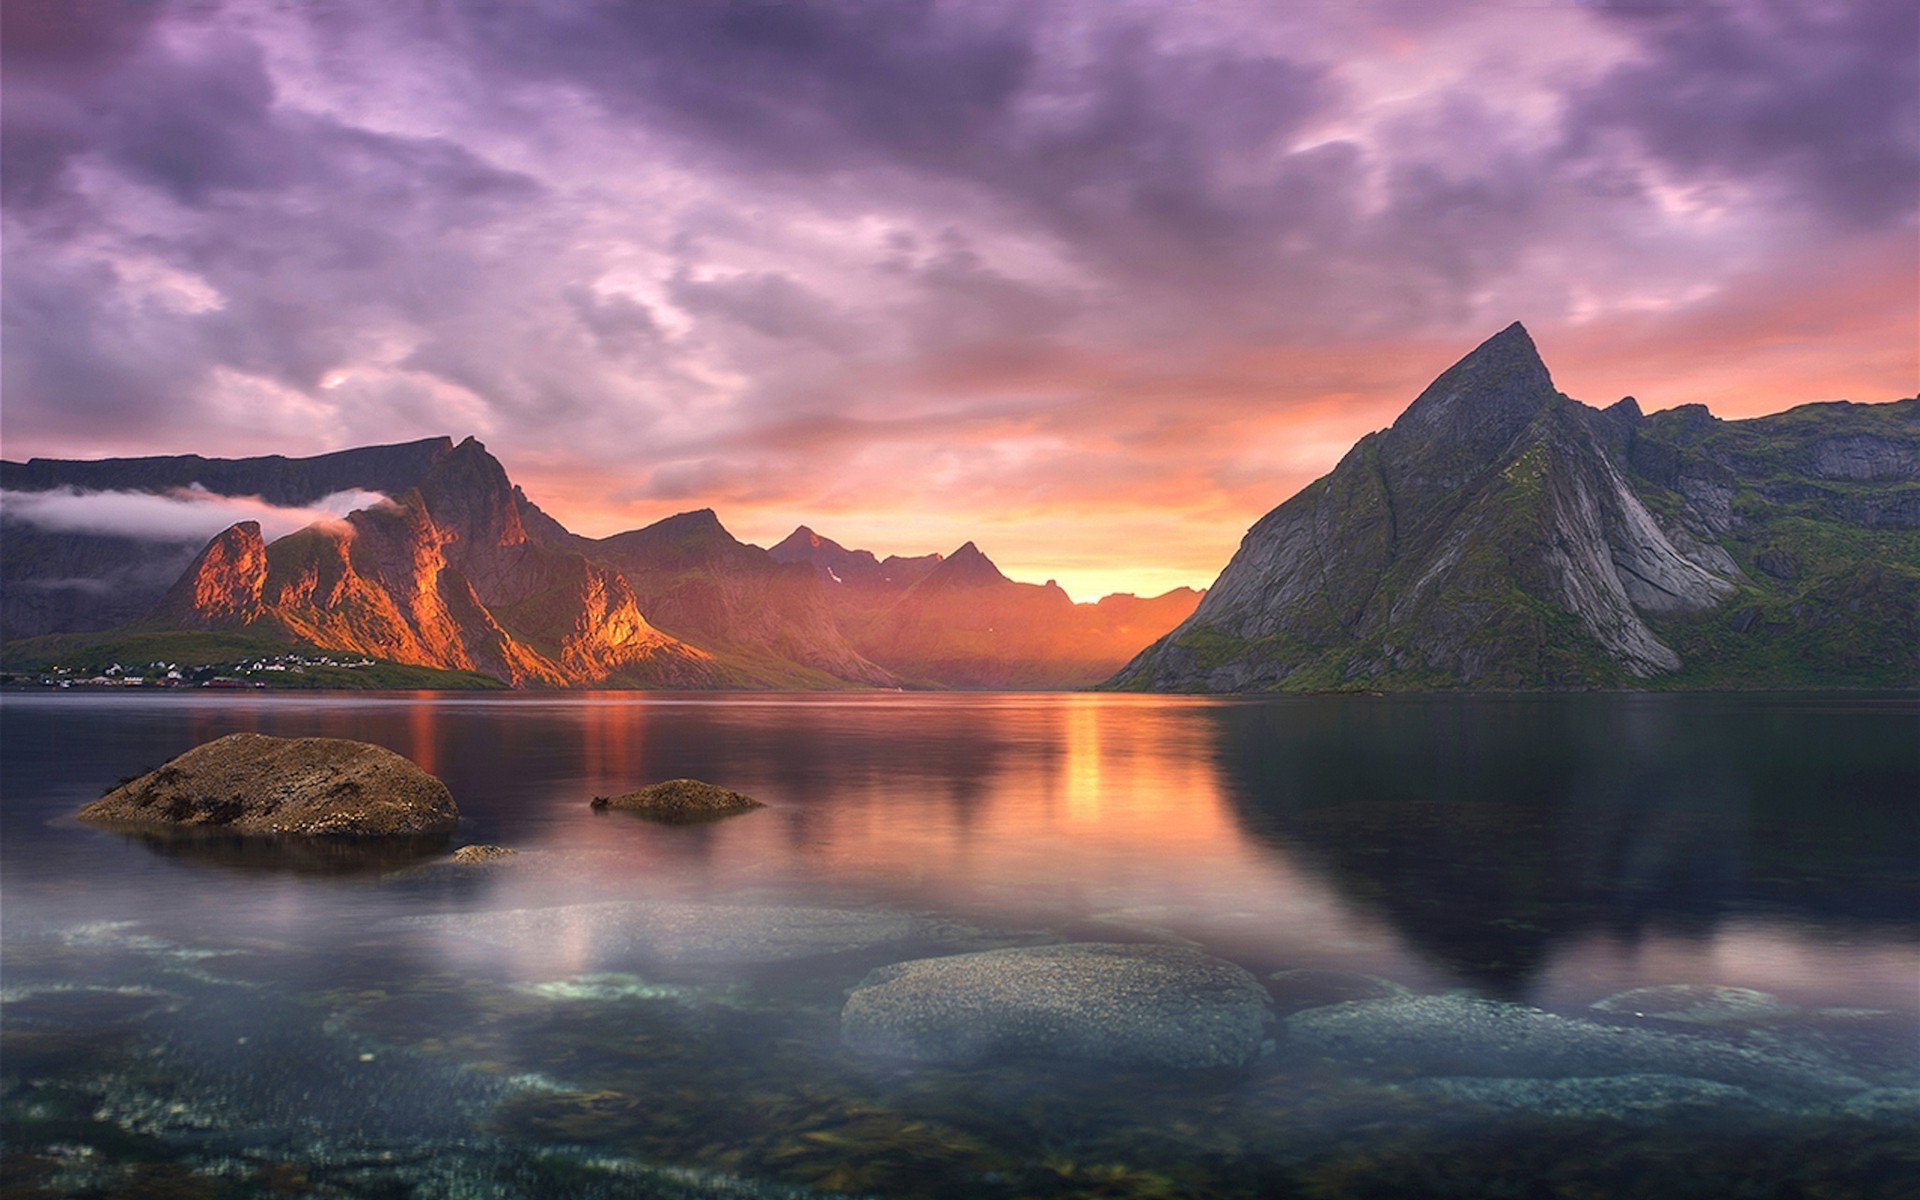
[842,943,1273,1069]
[1591,984,1797,1026]
[79,733,457,838]
[1286,995,1866,1096]
[450,843,517,863]
[591,779,763,822]
[1268,968,1411,1013]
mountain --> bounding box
[1110,323,1920,692]
[6,437,1198,689]
[579,510,899,687]
[0,437,458,641]
[769,526,945,594]
[142,438,718,687]
[769,532,1204,688]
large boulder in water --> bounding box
[590,779,763,822]
[842,943,1273,1069]
[80,733,457,838]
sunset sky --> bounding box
[4,1,1915,600]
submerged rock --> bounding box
[1591,984,1797,1026]
[842,943,1273,1069]
[590,779,763,822]
[390,899,976,965]
[1834,1087,1920,1121]
[1268,968,1412,1013]
[1401,1073,1769,1120]
[79,733,457,838]
[1286,995,1866,1095]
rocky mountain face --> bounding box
[145,439,715,687]
[1111,324,1919,692]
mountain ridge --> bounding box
[3,439,1200,689]
[1108,325,1918,692]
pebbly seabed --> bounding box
[3,690,1917,1198]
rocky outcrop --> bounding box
[841,943,1273,1068]
[79,733,457,837]
[589,779,764,822]
[1112,325,1917,691]
[152,521,269,627]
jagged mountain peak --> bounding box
[922,541,1009,588]
[1377,322,1566,502]
[770,524,844,555]
[593,507,758,574]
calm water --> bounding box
[2,691,1917,1198]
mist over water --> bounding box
[3,691,1916,1196]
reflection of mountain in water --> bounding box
[1209,696,1920,994]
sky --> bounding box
[3,1,1916,601]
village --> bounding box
[8,652,382,689]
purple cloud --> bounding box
[1,0,1912,596]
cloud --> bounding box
[0,0,1912,599]
[0,486,388,544]
[1568,0,1920,229]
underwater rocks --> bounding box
[591,779,764,822]
[842,942,1273,1069]
[1286,995,1867,1095]
[1399,1073,1770,1120]
[79,733,457,838]
[1590,984,1797,1026]
[391,899,977,965]
[1267,968,1412,1013]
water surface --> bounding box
[3,691,1916,1197]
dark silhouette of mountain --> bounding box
[1111,324,1920,691]
[1,437,455,503]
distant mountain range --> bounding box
[7,323,1912,692]
[1,438,1200,689]
[1110,323,1919,691]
